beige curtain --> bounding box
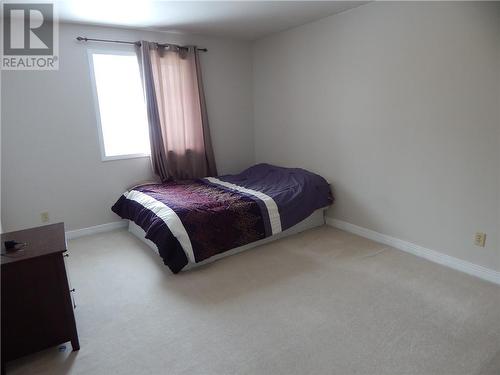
[137,41,217,181]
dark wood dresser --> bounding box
[1,223,79,373]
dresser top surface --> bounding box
[1,223,67,265]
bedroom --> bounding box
[1,1,499,374]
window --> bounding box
[89,50,150,160]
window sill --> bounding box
[101,153,151,162]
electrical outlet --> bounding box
[40,212,50,223]
[474,232,486,247]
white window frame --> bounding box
[87,47,150,162]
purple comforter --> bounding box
[112,164,332,273]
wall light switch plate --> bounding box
[41,212,50,223]
[474,232,486,247]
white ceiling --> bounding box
[56,1,368,40]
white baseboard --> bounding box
[65,217,500,285]
[326,217,500,286]
[66,221,128,240]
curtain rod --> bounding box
[75,37,208,52]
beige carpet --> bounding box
[7,226,500,375]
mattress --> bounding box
[112,163,333,273]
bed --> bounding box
[111,163,333,273]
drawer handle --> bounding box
[70,288,75,293]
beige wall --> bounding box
[1,23,254,231]
[253,2,500,271]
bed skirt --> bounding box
[128,208,326,271]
